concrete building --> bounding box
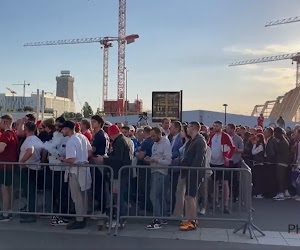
[0,93,75,117]
[56,70,74,101]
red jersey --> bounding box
[83,130,93,142]
[0,130,19,169]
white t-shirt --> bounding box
[65,133,92,191]
[66,133,92,174]
[19,135,43,170]
[210,134,224,165]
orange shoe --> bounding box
[179,220,197,231]
[180,220,189,226]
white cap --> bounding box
[104,121,112,127]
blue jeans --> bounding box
[150,172,168,217]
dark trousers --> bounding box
[170,170,180,213]
[251,164,264,195]
[229,161,239,199]
[45,169,69,214]
[276,165,287,193]
[120,176,129,217]
[261,164,277,198]
[138,168,152,211]
[21,168,38,213]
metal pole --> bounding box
[125,68,128,123]
[23,80,26,108]
[36,89,40,121]
[63,90,66,118]
[41,90,45,120]
[225,106,227,125]
[223,104,228,125]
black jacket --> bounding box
[275,137,289,166]
[103,134,131,179]
[181,133,206,181]
[265,137,277,164]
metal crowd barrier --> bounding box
[0,162,113,234]
[115,162,265,238]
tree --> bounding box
[75,113,83,120]
[95,108,101,116]
[82,102,93,118]
[24,106,34,112]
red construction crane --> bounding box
[24,34,139,110]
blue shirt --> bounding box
[92,130,110,156]
[131,137,140,153]
[141,137,154,157]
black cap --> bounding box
[274,127,285,135]
[61,121,75,130]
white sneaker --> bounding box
[199,208,206,215]
[292,195,299,200]
[254,194,264,199]
[295,197,300,202]
[284,190,291,199]
[274,193,285,201]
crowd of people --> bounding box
[0,112,299,232]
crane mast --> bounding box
[101,40,112,106]
[118,0,126,100]
[265,16,300,27]
[24,1,139,115]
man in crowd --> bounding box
[43,118,70,226]
[136,126,153,211]
[263,127,277,198]
[277,116,285,129]
[161,118,171,138]
[237,126,246,139]
[129,125,139,152]
[257,114,264,128]
[226,124,244,202]
[180,122,206,231]
[169,121,183,212]
[136,128,144,145]
[81,119,93,142]
[121,126,135,159]
[17,114,36,138]
[95,125,131,227]
[19,122,43,223]
[0,115,18,221]
[145,127,172,230]
[273,127,290,200]
[90,115,110,214]
[59,121,92,230]
[208,121,235,214]
[103,121,112,134]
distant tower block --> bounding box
[56,70,74,101]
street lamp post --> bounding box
[125,67,129,124]
[223,104,228,126]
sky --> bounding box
[1,0,300,115]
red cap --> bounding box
[108,125,120,137]
[36,120,42,127]
[75,122,80,129]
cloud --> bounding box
[224,44,300,56]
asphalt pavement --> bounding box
[0,230,298,250]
